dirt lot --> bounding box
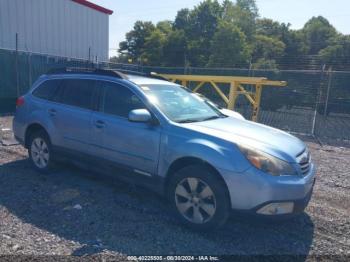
[0,116,349,260]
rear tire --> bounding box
[168,165,231,230]
[28,130,54,173]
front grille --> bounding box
[296,149,311,175]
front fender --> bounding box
[158,134,250,178]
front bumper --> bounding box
[219,163,316,216]
[252,178,315,216]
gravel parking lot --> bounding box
[0,115,349,260]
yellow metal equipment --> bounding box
[154,73,287,122]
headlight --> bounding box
[238,145,297,176]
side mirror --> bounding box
[128,109,152,123]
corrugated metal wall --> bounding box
[0,0,109,61]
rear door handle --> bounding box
[95,120,106,129]
[48,109,57,116]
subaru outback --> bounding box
[13,68,316,230]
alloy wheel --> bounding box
[31,137,50,169]
[175,177,217,224]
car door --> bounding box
[90,81,161,176]
[47,78,96,154]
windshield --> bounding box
[141,84,225,123]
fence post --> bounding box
[324,67,333,117]
[88,47,91,62]
[311,64,326,137]
[15,33,20,97]
[28,53,32,88]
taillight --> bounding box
[16,96,25,107]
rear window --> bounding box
[56,79,96,110]
[32,79,61,101]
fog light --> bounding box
[257,202,294,215]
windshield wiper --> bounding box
[177,119,202,123]
[177,115,224,123]
[200,115,226,122]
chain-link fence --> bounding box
[0,48,95,113]
[1,48,349,142]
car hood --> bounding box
[183,117,305,163]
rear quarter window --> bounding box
[32,79,61,101]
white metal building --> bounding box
[0,0,113,61]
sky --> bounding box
[93,0,350,57]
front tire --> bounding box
[28,131,54,173]
[168,165,231,230]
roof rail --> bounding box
[45,67,171,82]
[113,69,171,81]
[112,69,146,76]
[149,72,170,81]
[46,67,128,79]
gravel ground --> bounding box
[0,116,349,260]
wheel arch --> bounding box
[24,123,51,148]
[164,156,231,206]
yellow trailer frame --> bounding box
[153,73,287,122]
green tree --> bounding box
[117,1,349,70]
[253,34,286,60]
[236,0,258,19]
[163,30,187,66]
[157,20,173,34]
[118,21,155,61]
[283,30,308,57]
[208,22,251,67]
[174,8,191,31]
[186,0,223,66]
[256,19,289,39]
[142,29,167,66]
[319,35,350,66]
[222,0,257,40]
[256,19,308,66]
[252,58,279,70]
[302,16,338,55]
[189,0,222,40]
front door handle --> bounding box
[48,109,57,117]
[95,120,106,129]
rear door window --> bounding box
[32,79,61,101]
[57,79,96,110]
